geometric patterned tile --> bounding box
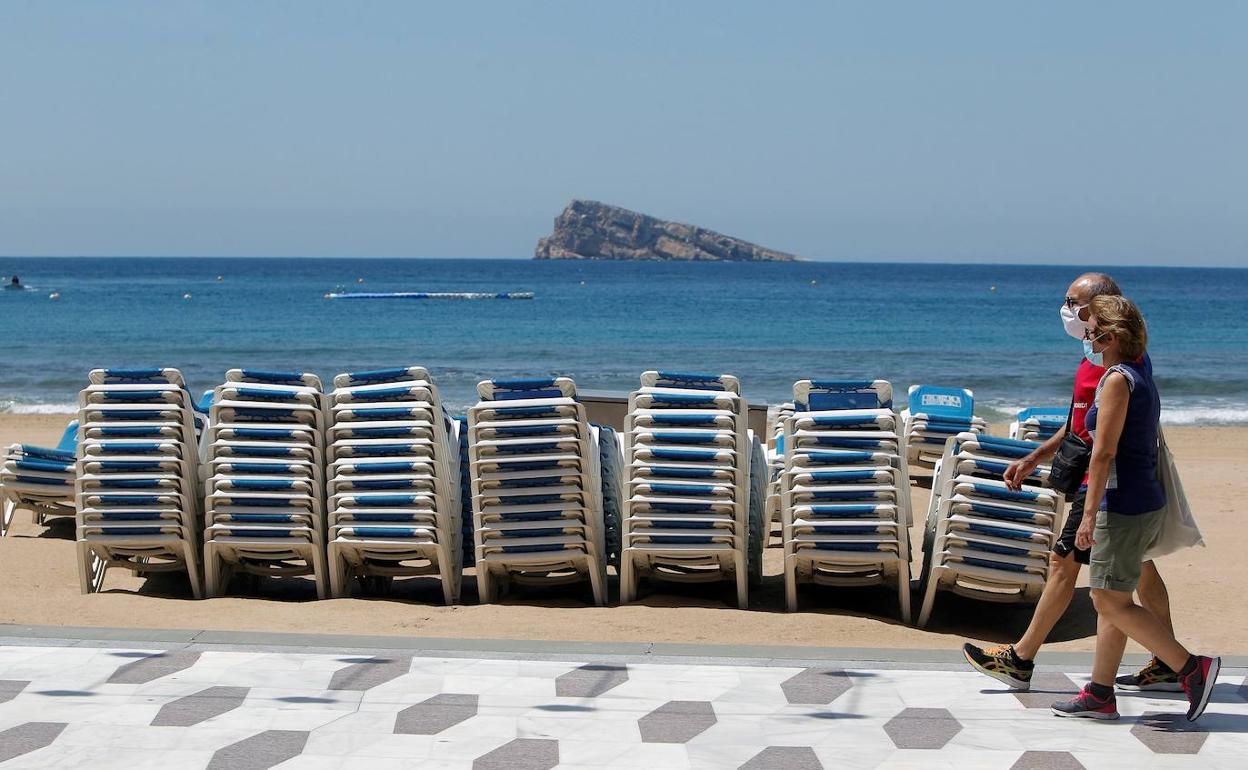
[1240,675,1248,702]
[473,737,559,770]
[107,651,202,684]
[394,693,478,734]
[1012,673,1081,709]
[883,707,962,749]
[151,686,250,726]
[639,700,717,743]
[0,680,30,704]
[206,729,310,770]
[1010,751,1087,769]
[327,655,413,691]
[779,668,853,705]
[556,663,628,698]
[739,745,823,769]
[0,722,67,764]
[1130,711,1209,754]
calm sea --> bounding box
[2,258,1246,424]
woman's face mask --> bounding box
[1083,330,1110,367]
[1060,303,1089,339]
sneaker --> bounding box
[1179,655,1221,722]
[962,643,1033,690]
[1051,685,1120,720]
[1115,657,1183,692]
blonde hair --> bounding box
[1089,295,1148,360]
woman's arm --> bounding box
[1076,373,1129,550]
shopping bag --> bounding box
[1143,428,1204,560]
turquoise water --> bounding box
[2,258,1246,423]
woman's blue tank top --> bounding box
[1085,359,1165,514]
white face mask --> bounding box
[1060,304,1088,339]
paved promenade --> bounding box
[0,628,1244,769]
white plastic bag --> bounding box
[1143,428,1204,561]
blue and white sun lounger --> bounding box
[466,377,613,605]
[74,368,204,598]
[324,366,463,603]
[619,371,763,609]
[1010,407,1068,442]
[778,380,912,622]
[901,385,988,469]
[202,369,329,598]
[1,420,79,536]
[915,432,1064,627]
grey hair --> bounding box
[1076,272,1121,299]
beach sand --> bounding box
[2,413,1243,654]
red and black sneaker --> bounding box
[1051,685,1119,720]
[1180,655,1221,722]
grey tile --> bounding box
[555,663,629,698]
[0,680,30,704]
[779,668,853,705]
[394,693,478,734]
[882,707,962,750]
[207,729,310,770]
[327,655,413,691]
[0,722,67,764]
[1130,711,1208,754]
[1011,751,1087,769]
[1012,673,1080,709]
[107,651,203,684]
[1240,675,1247,702]
[151,686,250,727]
[638,700,717,743]
[740,745,823,769]
[472,737,559,770]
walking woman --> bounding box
[1051,295,1219,721]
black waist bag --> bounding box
[1048,398,1091,494]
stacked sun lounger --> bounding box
[765,402,795,546]
[202,370,328,598]
[74,368,205,598]
[619,371,763,609]
[466,377,609,605]
[325,367,463,603]
[901,385,987,469]
[1010,407,1067,442]
[778,380,912,621]
[915,432,1063,627]
[1,420,78,536]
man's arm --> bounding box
[1002,423,1066,490]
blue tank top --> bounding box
[1085,359,1164,514]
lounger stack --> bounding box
[778,380,912,620]
[466,377,609,605]
[325,367,463,603]
[619,371,763,609]
[202,370,328,598]
[901,385,987,469]
[915,432,1063,627]
[1,420,78,536]
[74,368,205,598]
[765,401,795,546]
[1010,407,1067,442]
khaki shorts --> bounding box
[1089,506,1164,592]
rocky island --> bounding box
[534,200,798,262]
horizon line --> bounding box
[1,254,1245,270]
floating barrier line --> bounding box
[326,291,535,300]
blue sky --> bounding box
[1,1,1244,265]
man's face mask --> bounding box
[1060,299,1088,340]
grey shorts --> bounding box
[1089,506,1164,592]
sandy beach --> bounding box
[2,412,1243,654]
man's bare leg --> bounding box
[1014,551,1081,660]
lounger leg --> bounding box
[204,546,221,599]
[588,557,605,607]
[327,546,345,599]
[77,541,94,594]
[439,552,456,606]
[181,542,204,600]
[619,554,634,604]
[897,565,912,625]
[784,556,798,612]
[915,568,941,628]
[311,548,328,601]
[477,563,493,604]
[734,552,748,610]
[0,497,15,537]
